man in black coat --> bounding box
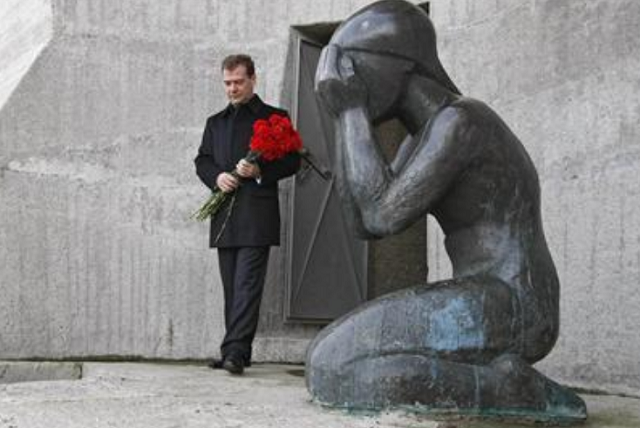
[194,54,300,374]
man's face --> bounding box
[223,65,256,105]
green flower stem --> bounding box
[192,190,232,221]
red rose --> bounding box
[250,114,303,161]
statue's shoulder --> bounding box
[446,97,491,117]
[438,97,496,131]
[426,98,495,151]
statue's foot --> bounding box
[483,354,587,424]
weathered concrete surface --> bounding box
[0,0,52,108]
[0,363,638,428]
[427,0,640,396]
[0,361,81,384]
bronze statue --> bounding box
[307,0,586,423]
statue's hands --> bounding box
[315,46,367,115]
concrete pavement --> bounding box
[0,362,639,428]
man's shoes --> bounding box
[222,355,245,375]
[207,354,249,373]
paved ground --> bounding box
[0,362,639,428]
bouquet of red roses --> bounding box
[192,114,304,222]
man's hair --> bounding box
[221,54,255,77]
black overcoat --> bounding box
[195,95,300,248]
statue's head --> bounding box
[318,0,460,122]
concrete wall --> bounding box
[428,0,640,396]
[0,0,387,362]
[0,0,52,108]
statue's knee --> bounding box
[308,299,391,370]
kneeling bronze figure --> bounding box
[307,0,587,423]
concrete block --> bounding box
[0,361,82,384]
[0,0,53,109]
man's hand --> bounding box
[315,45,367,116]
[236,159,261,179]
[216,172,240,193]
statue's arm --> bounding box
[337,105,475,236]
[390,134,419,175]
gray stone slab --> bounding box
[0,361,82,384]
[0,363,637,428]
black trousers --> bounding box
[217,246,270,362]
